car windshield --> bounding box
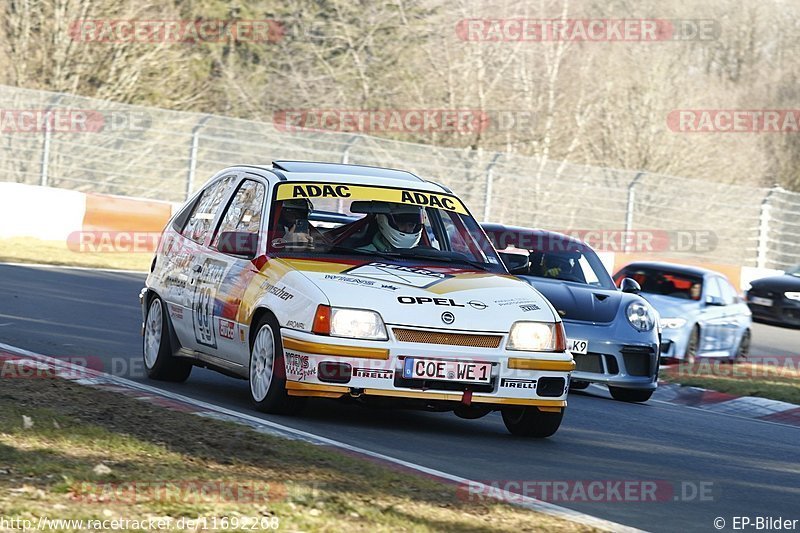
[619,267,703,301]
[266,182,505,273]
[485,230,616,289]
[786,265,800,277]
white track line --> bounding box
[0,341,642,533]
[0,261,147,275]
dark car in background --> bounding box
[746,264,800,327]
[482,224,660,403]
[614,262,752,363]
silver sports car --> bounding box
[482,224,660,403]
[614,262,752,363]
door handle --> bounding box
[192,264,202,273]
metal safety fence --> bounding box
[1,84,798,270]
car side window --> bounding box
[718,277,738,305]
[705,277,723,302]
[212,180,266,249]
[180,176,235,244]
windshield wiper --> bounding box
[402,249,492,272]
[325,245,404,262]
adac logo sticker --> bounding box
[343,262,453,289]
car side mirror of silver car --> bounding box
[620,278,641,294]
[705,295,725,306]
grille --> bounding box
[621,346,656,377]
[393,328,502,348]
[574,353,603,373]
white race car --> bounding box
[140,161,574,437]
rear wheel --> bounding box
[501,406,564,438]
[143,296,192,382]
[608,386,654,403]
[249,314,306,415]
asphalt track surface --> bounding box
[1,263,798,533]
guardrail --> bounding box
[1,84,799,270]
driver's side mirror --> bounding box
[216,231,258,258]
[620,277,641,294]
[498,251,530,275]
[705,295,725,306]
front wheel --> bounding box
[143,296,192,382]
[501,406,564,438]
[684,326,701,364]
[731,329,750,363]
[608,386,654,403]
[249,314,306,415]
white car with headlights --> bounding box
[140,161,574,437]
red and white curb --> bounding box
[652,382,800,427]
[0,343,641,533]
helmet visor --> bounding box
[386,211,423,233]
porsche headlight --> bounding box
[626,301,656,331]
[660,317,687,329]
[330,308,388,340]
[507,321,564,352]
[785,292,800,302]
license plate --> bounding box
[402,358,491,383]
[567,338,589,355]
[751,296,773,307]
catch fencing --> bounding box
[1,84,798,270]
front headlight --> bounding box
[507,321,565,351]
[626,301,655,331]
[660,317,687,329]
[785,292,800,302]
[330,308,388,340]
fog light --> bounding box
[537,377,566,397]
[318,362,351,384]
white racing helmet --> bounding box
[376,205,423,249]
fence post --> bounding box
[337,135,362,212]
[186,115,213,200]
[756,186,782,269]
[40,113,52,187]
[483,152,503,222]
[623,172,645,253]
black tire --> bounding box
[142,296,192,382]
[569,380,590,391]
[685,325,700,364]
[608,386,654,403]
[731,329,750,363]
[501,406,564,438]
[249,313,306,415]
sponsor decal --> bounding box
[468,300,488,310]
[323,274,400,291]
[501,378,537,389]
[168,303,183,320]
[353,367,393,379]
[285,351,316,380]
[520,304,541,312]
[286,320,305,329]
[441,311,455,324]
[495,297,538,307]
[218,319,235,340]
[192,258,227,349]
[259,280,294,301]
[398,296,464,307]
[344,262,452,288]
[275,183,468,214]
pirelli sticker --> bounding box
[276,183,468,214]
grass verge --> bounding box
[660,360,800,404]
[0,375,592,532]
[0,237,151,271]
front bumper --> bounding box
[279,328,573,409]
[747,293,800,327]
[563,320,659,390]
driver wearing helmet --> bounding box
[273,198,315,247]
[359,204,424,252]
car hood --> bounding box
[283,259,557,331]
[750,274,800,292]
[638,292,699,318]
[518,276,623,323]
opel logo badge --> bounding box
[468,300,488,310]
[441,312,455,324]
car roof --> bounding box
[620,261,716,278]
[481,223,587,248]
[234,161,450,194]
